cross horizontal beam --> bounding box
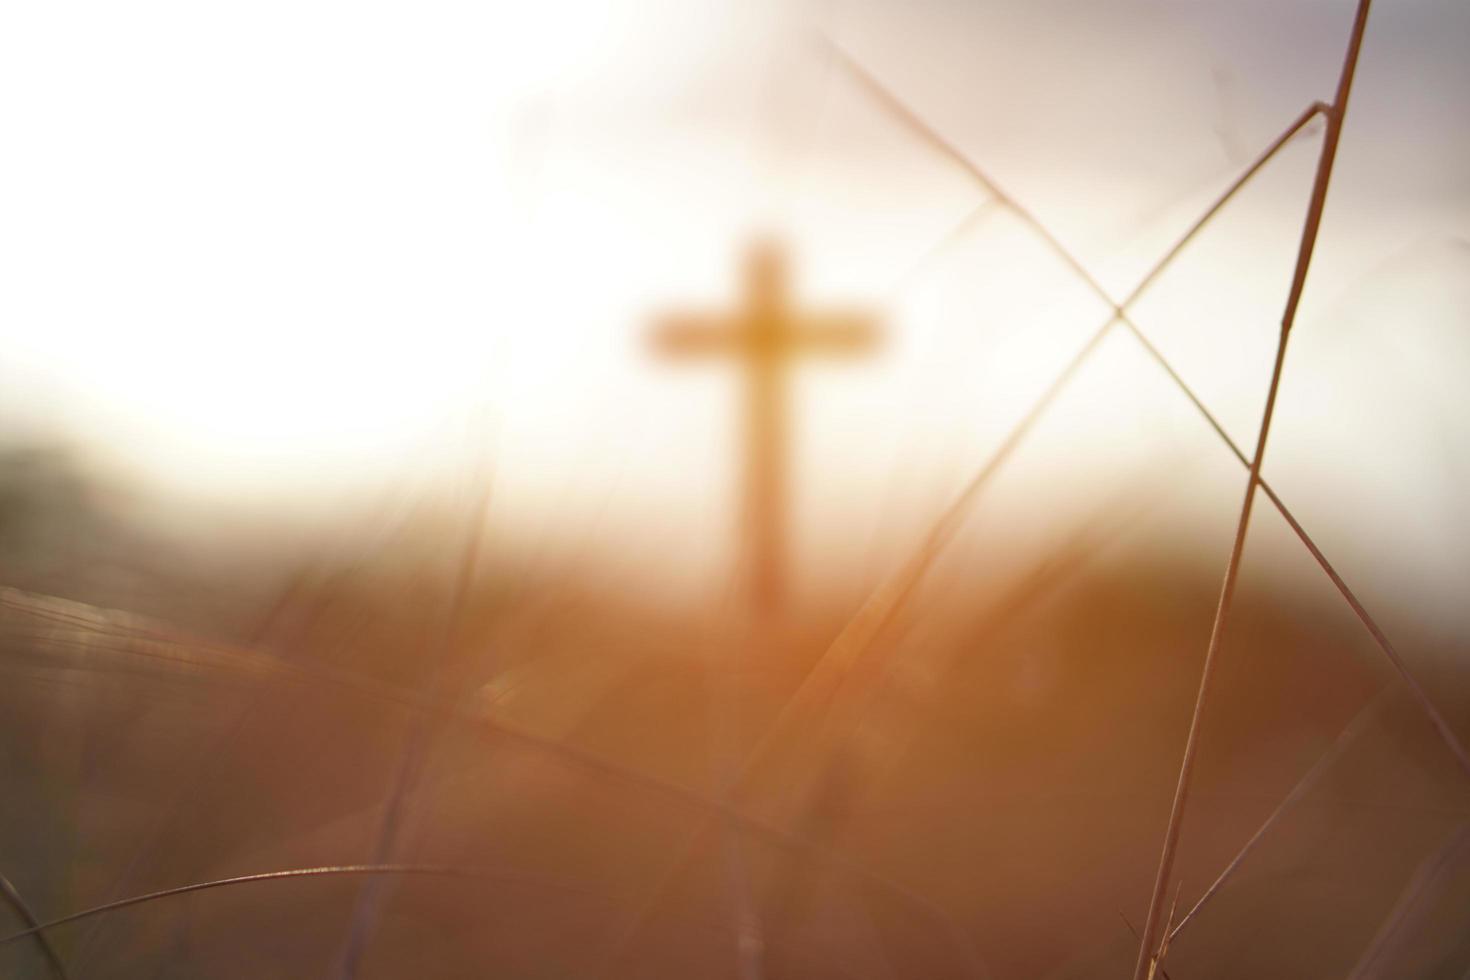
[653,315,878,358]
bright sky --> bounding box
[1,0,1467,623]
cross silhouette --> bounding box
[652,240,880,616]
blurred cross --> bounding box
[652,241,879,617]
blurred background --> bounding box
[0,0,1467,977]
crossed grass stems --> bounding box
[5,3,1469,975]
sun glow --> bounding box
[1,0,1466,613]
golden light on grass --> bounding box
[0,1,1468,977]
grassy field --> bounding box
[1,448,1467,978]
